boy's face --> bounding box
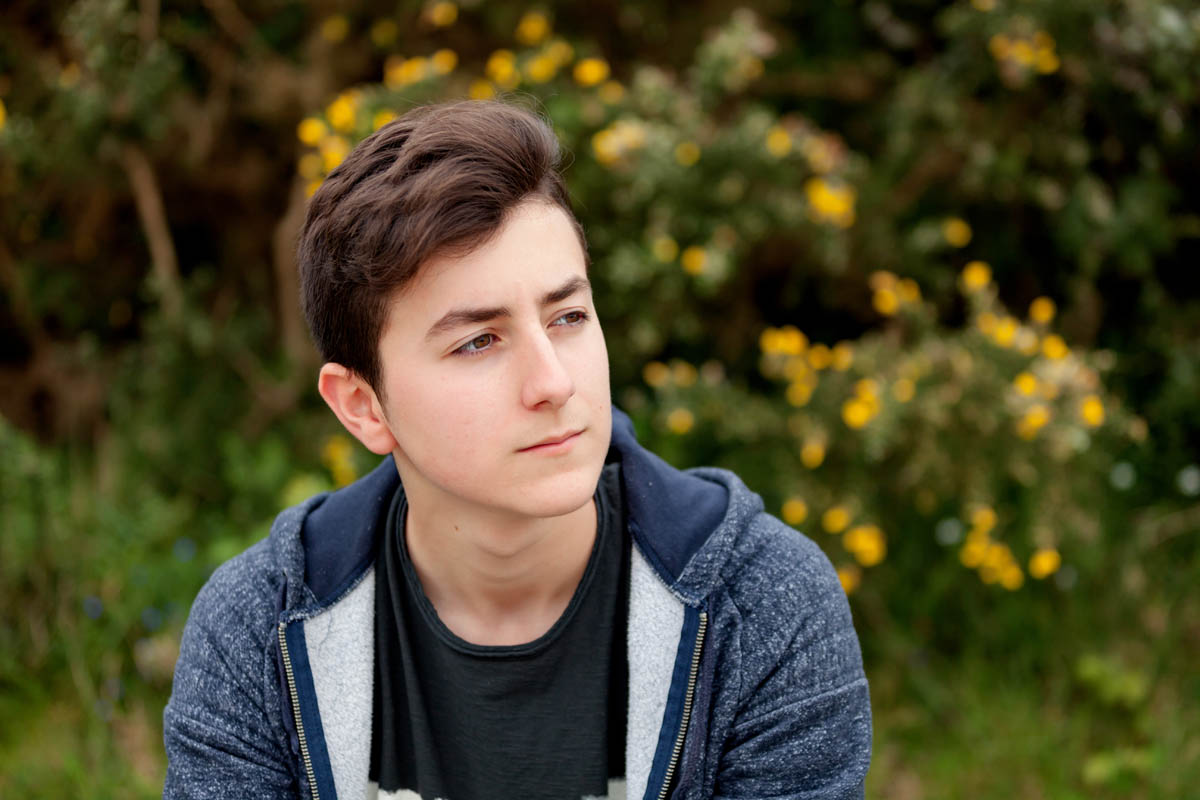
[372,199,611,524]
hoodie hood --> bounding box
[275,407,762,611]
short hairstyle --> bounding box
[297,99,586,397]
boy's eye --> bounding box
[553,310,589,326]
[456,333,496,355]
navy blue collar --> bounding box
[300,407,728,604]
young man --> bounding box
[164,100,871,800]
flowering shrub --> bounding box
[282,8,1145,616]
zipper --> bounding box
[657,610,708,800]
[278,621,321,800]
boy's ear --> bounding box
[317,363,398,456]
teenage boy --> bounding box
[164,100,871,800]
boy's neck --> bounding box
[402,495,599,647]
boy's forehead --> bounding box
[400,206,586,302]
[383,204,590,336]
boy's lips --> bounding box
[518,428,585,452]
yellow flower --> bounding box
[681,246,707,275]
[822,506,851,534]
[642,361,670,388]
[982,542,1013,571]
[775,326,807,356]
[0,98,6,131]
[854,378,879,398]
[782,498,808,525]
[960,540,987,568]
[666,408,694,434]
[782,358,810,381]
[942,217,972,247]
[869,270,897,291]
[961,260,991,292]
[427,1,458,27]
[599,80,625,104]
[989,34,1012,60]
[992,316,1017,347]
[972,319,998,345]
[524,54,557,83]
[765,126,791,158]
[1000,564,1024,590]
[1029,296,1056,324]
[321,434,357,487]
[801,440,825,469]
[842,399,873,429]
[837,565,861,594]
[892,378,915,403]
[320,14,349,43]
[319,136,350,172]
[387,55,432,84]
[1017,404,1051,439]
[804,177,856,228]
[545,39,575,66]
[808,343,832,370]
[652,236,679,263]
[786,382,813,407]
[831,342,854,371]
[672,360,698,387]
[486,50,519,89]
[897,278,921,304]
[298,152,323,180]
[1080,395,1105,427]
[574,57,610,87]
[297,116,328,146]
[515,11,551,46]
[431,49,458,75]
[1035,49,1060,74]
[845,524,886,567]
[1014,372,1038,396]
[326,94,358,133]
[1029,548,1062,579]
[1042,334,1069,360]
[469,79,495,100]
[873,288,899,316]
[1010,40,1035,67]
[372,110,396,130]
[971,506,997,534]
[370,19,399,48]
[674,141,701,167]
[592,129,620,166]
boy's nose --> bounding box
[520,332,576,410]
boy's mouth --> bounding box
[518,428,585,452]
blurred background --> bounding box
[1,0,1198,796]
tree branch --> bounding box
[272,176,314,366]
[120,144,183,321]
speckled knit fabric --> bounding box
[163,408,871,800]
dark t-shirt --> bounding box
[369,463,629,800]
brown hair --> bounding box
[297,99,585,397]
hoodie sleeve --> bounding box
[163,540,301,800]
[712,516,872,799]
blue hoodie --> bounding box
[163,408,871,799]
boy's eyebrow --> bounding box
[424,275,592,341]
